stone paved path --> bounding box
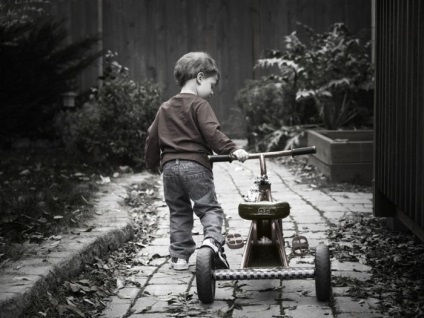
[101,158,382,318]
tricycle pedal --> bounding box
[292,235,309,256]
[226,233,244,249]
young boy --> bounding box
[144,52,248,271]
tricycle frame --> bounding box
[196,147,331,303]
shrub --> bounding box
[59,52,161,167]
[221,107,247,139]
[0,0,50,25]
[257,23,374,130]
[235,76,317,150]
[0,10,101,140]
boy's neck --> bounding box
[180,88,197,95]
[180,79,198,96]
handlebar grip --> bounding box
[209,155,234,163]
[291,146,316,156]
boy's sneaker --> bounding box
[201,238,230,269]
[171,257,189,271]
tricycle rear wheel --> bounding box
[196,247,216,304]
[315,243,331,301]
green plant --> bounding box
[235,77,317,150]
[64,52,161,167]
[0,12,101,140]
[257,23,374,130]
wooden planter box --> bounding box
[307,130,373,185]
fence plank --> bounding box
[53,0,371,124]
[374,0,424,238]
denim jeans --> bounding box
[162,159,225,260]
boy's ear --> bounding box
[196,72,204,83]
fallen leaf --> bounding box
[116,278,125,289]
[20,169,30,176]
[57,304,85,317]
[83,298,95,306]
[99,175,111,184]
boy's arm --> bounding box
[197,102,238,155]
[144,113,161,170]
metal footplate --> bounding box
[213,267,315,280]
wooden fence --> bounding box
[51,0,371,125]
[374,0,424,241]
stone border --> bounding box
[0,175,140,318]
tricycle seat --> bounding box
[238,201,290,220]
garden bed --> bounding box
[307,130,373,185]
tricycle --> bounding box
[196,146,331,303]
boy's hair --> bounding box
[174,52,220,87]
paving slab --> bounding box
[0,152,384,318]
[112,158,380,317]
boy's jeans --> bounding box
[162,159,225,260]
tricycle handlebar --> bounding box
[209,146,316,163]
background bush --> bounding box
[235,76,318,151]
[236,22,373,151]
[57,52,161,168]
[0,14,101,142]
[257,22,374,130]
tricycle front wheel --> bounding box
[315,243,331,301]
[196,247,216,304]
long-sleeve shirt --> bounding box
[144,93,237,170]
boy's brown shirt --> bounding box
[145,93,237,170]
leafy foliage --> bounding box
[58,52,161,167]
[0,0,50,25]
[0,5,101,140]
[257,22,374,130]
[235,77,317,151]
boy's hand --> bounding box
[232,149,249,163]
